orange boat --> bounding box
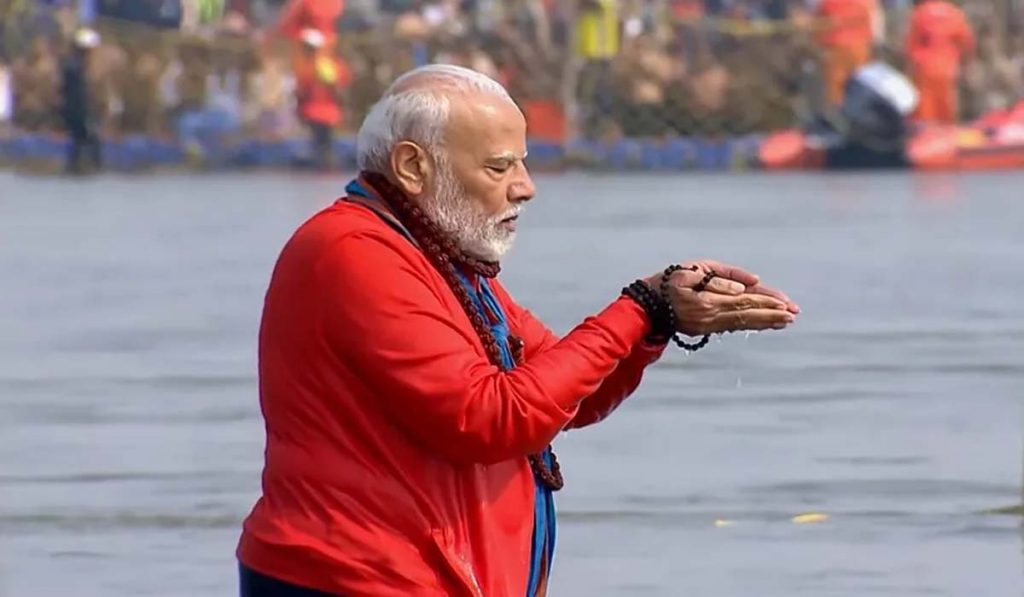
[760,61,1024,172]
[761,116,1024,172]
[907,112,1024,171]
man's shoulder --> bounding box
[292,200,403,247]
[288,199,411,256]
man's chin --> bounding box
[462,235,515,263]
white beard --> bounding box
[419,154,520,262]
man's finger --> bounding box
[701,276,746,296]
[668,269,706,290]
[707,293,789,312]
[669,269,744,294]
[711,309,795,333]
[699,260,760,287]
[747,284,801,314]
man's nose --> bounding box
[509,163,536,203]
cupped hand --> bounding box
[683,260,800,314]
[645,260,799,336]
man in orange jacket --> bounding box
[905,0,975,124]
[236,64,800,597]
[816,0,877,107]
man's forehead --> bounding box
[446,94,526,154]
[449,89,518,119]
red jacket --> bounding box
[278,0,344,44]
[237,199,664,596]
[295,55,348,127]
[816,0,874,50]
[905,0,974,80]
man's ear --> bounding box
[390,142,432,197]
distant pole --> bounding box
[1002,0,1019,36]
[562,1,580,144]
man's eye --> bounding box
[487,165,510,173]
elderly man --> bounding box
[237,64,799,597]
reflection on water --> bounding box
[0,171,1022,596]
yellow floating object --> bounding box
[955,128,986,148]
[713,519,734,528]
[791,513,829,525]
[315,56,338,85]
[982,505,1023,516]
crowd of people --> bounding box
[0,0,1021,171]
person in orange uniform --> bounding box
[294,29,349,170]
[236,64,800,597]
[278,0,344,48]
[905,0,975,124]
[816,0,876,107]
[277,0,344,77]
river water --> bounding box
[1,171,1022,596]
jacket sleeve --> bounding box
[318,231,649,465]
[905,10,924,59]
[493,284,665,431]
[276,0,305,39]
[955,10,975,57]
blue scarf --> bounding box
[345,178,557,597]
[452,271,557,597]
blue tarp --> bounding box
[96,0,183,29]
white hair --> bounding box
[356,64,515,173]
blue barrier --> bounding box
[525,141,564,169]
[733,134,763,168]
[149,138,182,165]
[662,138,697,169]
[692,138,730,170]
[0,132,773,172]
[332,137,358,169]
[230,138,263,168]
[607,139,643,170]
[104,137,133,171]
[5,134,64,162]
[124,136,151,169]
[565,138,607,166]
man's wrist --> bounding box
[621,280,673,344]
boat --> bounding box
[759,62,1024,172]
[907,107,1024,170]
[761,114,1024,172]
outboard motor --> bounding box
[843,62,919,149]
[827,62,919,169]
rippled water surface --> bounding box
[1,171,1022,596]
